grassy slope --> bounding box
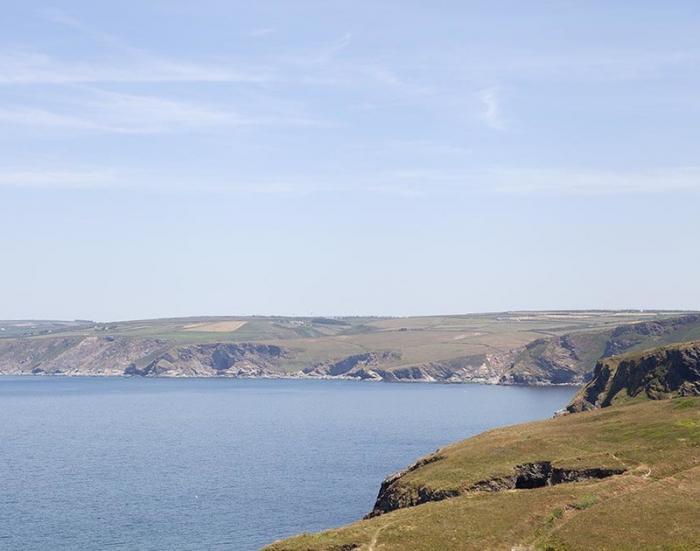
[266,397,700,550]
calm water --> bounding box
[0,378,576,550]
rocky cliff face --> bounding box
[0,336,169,375]
[500,335,587,384]
[304,352,503,383]
[0,336,289,377]
[497,314,700,386]
[366,454,457,516]
[368,457,625,517]
[124,342,287,377]
[302,314,700,386]
[303,351,401,379]
[567,340,700,412]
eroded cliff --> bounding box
[567,340,700,412]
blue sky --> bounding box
[1,1,699,320]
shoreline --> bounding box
[0,372,583,387]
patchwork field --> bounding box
[2,311,700,383]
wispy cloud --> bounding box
[0,169,118,189]
[0,51,272,85]
[2,9,418,107]
[489,167,700,195]
[0,107,106,132]
[477,87,505,130]
[24,8,275,84]
[2,165,699,196]
[500,48,700,82]
[4,13,354,86]
[0,87,325,134]
[0,23,413,137]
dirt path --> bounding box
[366,522,392,551]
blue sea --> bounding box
[0,377,576,550]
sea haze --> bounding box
[0,378,576,550]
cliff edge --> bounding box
[566,340,700,412]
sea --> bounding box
[0,377,576,550]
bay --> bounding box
[0,377,576,550]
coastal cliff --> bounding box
[266,339,700,550]
[567,340,700,412]
[2,313,700,385]
[0,336,289,377]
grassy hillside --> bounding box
[266,396,700,550]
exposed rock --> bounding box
[126,343,287,377]
[567,340,700,412]
[0,336,169,376]
[368,460,625,517]
[0,336,288,378]
[499,335,596,385]
[305,351,401,378]
[367,454,454,517]
[468,462,625,491]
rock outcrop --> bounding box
[0,336,170,376]
[366,454,456,517]
[303,351,400,379]
[368,458,625,517]
[124,342,287,377]
[567,340,700,412]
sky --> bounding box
[1,1,699,321]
